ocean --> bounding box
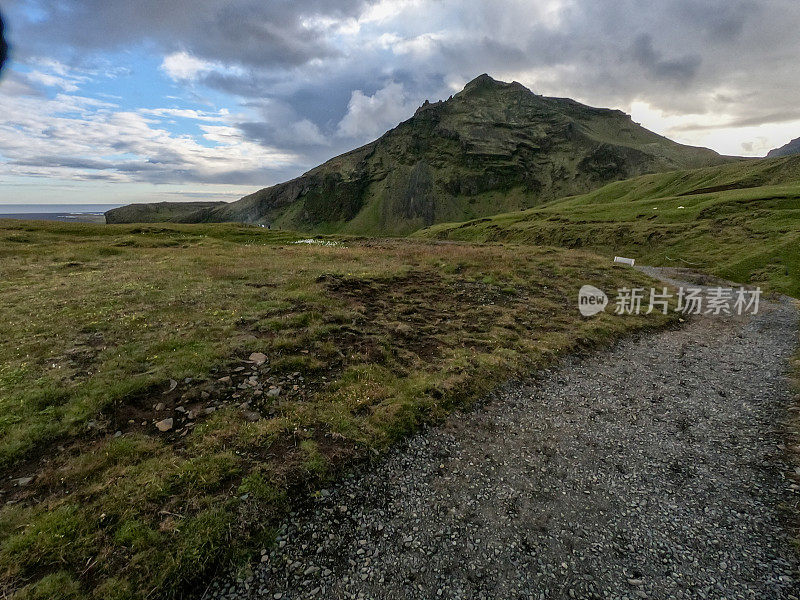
[0,204,124,223]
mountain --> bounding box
[418,154,800,297]
[106,74,730,234]
[767,137,800,158]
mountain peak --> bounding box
[464,73,499,88]
[460,74,531,96]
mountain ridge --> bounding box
[106,74,732,233]
[767,137,800,158]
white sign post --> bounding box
[613,256,635,266]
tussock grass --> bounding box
[0,220,674,599]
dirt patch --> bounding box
[320,270,539,360]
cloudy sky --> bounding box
[1,0,799,205]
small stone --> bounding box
[163,379,177,394]
[12,477,33,487]
[155,418,174,432]
[218,376,232,384]
[243,410,261,422]
[267,387,282,398]
[154,402,165,412]
[249,352,268,365]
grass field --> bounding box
[419,155,800,297]
[0,220,676,599]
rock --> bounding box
[267,387,282,398]
[249,352,268,365]
[154,402,165,412]
[155,418,174,432]
[12,476,33,487]
[163,379,177,395]
[243,410,262,422]
[218,376,232,384]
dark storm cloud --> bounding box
[8,0,374,67]
[672,0,760,41]
[630,34,701,84]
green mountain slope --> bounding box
[104,201,225,224]
[418,155,800,297]
[107,74,728,234]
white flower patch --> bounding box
[292,239,340,247]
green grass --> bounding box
[0,219,676,599]
[419,155,800,297]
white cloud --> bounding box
[629,100,800,157]
[0,88,300,184]
[288,119,329,147]
[25,71,82,92]
[138,107,232,122]
[376,31,449,56]
[336,82,419,140]
[161,51,215,81]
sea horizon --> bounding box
[0,203,126,222]
[0,203,124,214]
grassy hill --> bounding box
[0,219,675,599]
[104,202,225,225]
[419,155,800,297]
[106,74,728,235]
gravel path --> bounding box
[204,272,800,600]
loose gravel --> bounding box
[203,271,800,600]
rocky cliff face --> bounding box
[107,75,729,234]
[767,137,800,158]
